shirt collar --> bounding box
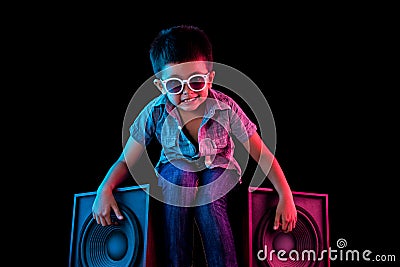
[204,89,230,117]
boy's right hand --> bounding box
[92,189,124,226]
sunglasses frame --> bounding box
[160,72,210,95]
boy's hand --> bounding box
[199,138,217,167]
[92,190,124,226]
[273,198,297,233]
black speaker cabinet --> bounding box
[69,184,150,267]
[248,187,329,267]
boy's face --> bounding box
[154,61,215,112]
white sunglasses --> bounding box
[160,72,210,94]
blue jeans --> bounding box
[158,162,240,267]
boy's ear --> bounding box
[209,70,216,83]
[153,78,166,94]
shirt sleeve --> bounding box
[129,99,159,146]
[229,98,258,143]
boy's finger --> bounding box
[113,206,124,220]
[273,215,280,230]
[281,220,289,232]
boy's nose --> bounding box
[182,83,191,94]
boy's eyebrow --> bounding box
[166,71,208,79]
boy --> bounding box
[92,25,297,267]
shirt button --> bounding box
[178,126,182,130]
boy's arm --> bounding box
[92,136,145,226]
[242,132,297,232]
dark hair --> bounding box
[149,25,213,75]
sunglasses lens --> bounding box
[165,79,182,94]
[189,76,206,90]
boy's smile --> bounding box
[180,95,201,104]
[178,89,204,111]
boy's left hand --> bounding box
[273,198,297,233]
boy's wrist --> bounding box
[97,184,113,195]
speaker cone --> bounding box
[255,205,322,267]
[78,203,142,267]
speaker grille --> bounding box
[255,205,322,267]
[78,203,142,267]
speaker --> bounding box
[69,184,150,267]
[247,187,330,267]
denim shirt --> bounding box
[129,89,257,177]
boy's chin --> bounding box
[178,104,201,112]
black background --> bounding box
[17,4,398,266]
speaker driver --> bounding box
[78,203,142,267]
[255,205,322,267]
